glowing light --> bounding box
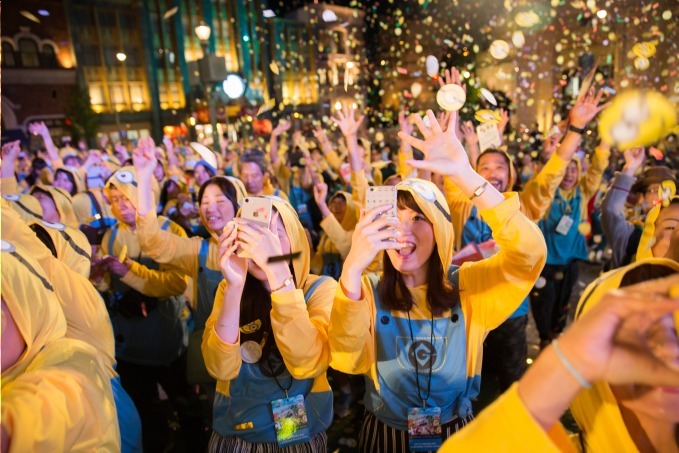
[194,22,211,42]
[116,52,127,62]
[596,10,607,19]
[223,74,246,99]
[334,101,342,111]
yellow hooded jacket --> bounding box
[54,165,87,195]
[29,184,79,228]
[329,178,546,426]
[1,200,117,376]
[1,240,120,452]
[1,193,43,222]
[101,167,188,299]
[201,197,338,441]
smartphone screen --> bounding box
[365,186,397,219]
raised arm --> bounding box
[269,120,291,168]
[28,121,61,168]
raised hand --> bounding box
[235,213,285,275]
[313,182,329,207]
[569,88,610,129]
[497,108,509,135]
[397,109,471,177]
[332,105,364,139]
[132,137,157,178]
[2,140,21,163]
[343,205,402,277]
[622,147,645,176]
[272,120,292,137]
[218,221,247,287]
[459,121,479,146]
[398,110,414,136]
[28,121,49,138]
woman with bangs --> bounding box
[131,137,243,386]
[328,109,547,451]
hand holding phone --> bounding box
[365,186,397,219]
[237,197,273,258]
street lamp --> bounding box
[195,21,226,149]
[113,51,127,139]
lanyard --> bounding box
[266,350,293,399]
[406,308,435,409]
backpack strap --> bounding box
[86,191,104,226]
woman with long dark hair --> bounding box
[202,196,337,452]
[328,110,547,451]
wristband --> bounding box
[552,339,591,389]
[568,124,586,135]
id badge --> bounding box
[271,394,311,447]
[555,215,574,235]
[407,406,442,452]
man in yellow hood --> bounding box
[1,239,120,452]
[28,184,79,228]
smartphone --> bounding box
[237,197,273,258]
[365,186,397,219]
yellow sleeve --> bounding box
[398,145,414,177]
[519,153,569,221]
[319,214,353,259]
[328,275,377,375]
[270,276,337,379]
[460,193,546,330]
[1,176,19,194]
[350,170,368,208]
[202,280,243,381]
[323,149,343,172]
[443,176,475,250]
[1,342,120,453]
[121,261,188,299]
[136,210,202,277]
[580,147,610,202]
[440,383,576,453]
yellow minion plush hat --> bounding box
[2,193,43,222]
[54,166,87,195]
[104,166,160,213]
[637,180,678,260]
[599,89,677,150]
[0,239,68,382]
[476,148,517,191]
[395,178,454,275]
[28,220,92,278]
[29,184,79,228]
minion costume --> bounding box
[1,240,120,452]
[28,184,80,227]
[2,199,143,453]
[443,148,573,392]
[101,167,192,451]
[532,146,609,343]
[135,175,243,384]
[329,178,546,450]
[1,192,43,222]
[202,197,338,450]
[53,165,86,196]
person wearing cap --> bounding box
[437,273,679,452]
[1,240,120,452]
[98,164,195,452]
[132,137,242,389]
[203,195,337,451]
[601,147,677,269]
[328,110,546,450]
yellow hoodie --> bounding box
[202,197,338,442]
[1,200,117,376]
[28,219,93,278]
[329,178,546,428]
[310,191,360,275]
[1,193,43,222]
[1,240,120,452]
[29,184,79,228]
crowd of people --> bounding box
[1,66,678,453]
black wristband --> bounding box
[568,124,586,135]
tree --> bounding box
[65,86,99,147]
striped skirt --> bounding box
[207,430,327,453]
[359,410,474,453]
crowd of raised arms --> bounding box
[1,66,678,453]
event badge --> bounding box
[271,394,311,447]
[407,406,442,451]
[555,215,574,235]
[240,341,263,364]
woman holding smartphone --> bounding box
[202,195,337,451]
[328,109,547,451]
[132,138,242,386]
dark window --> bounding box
[98,11,116,28]
[41,44,59,68]
[2,42,16,67]
[18,38,40,67]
